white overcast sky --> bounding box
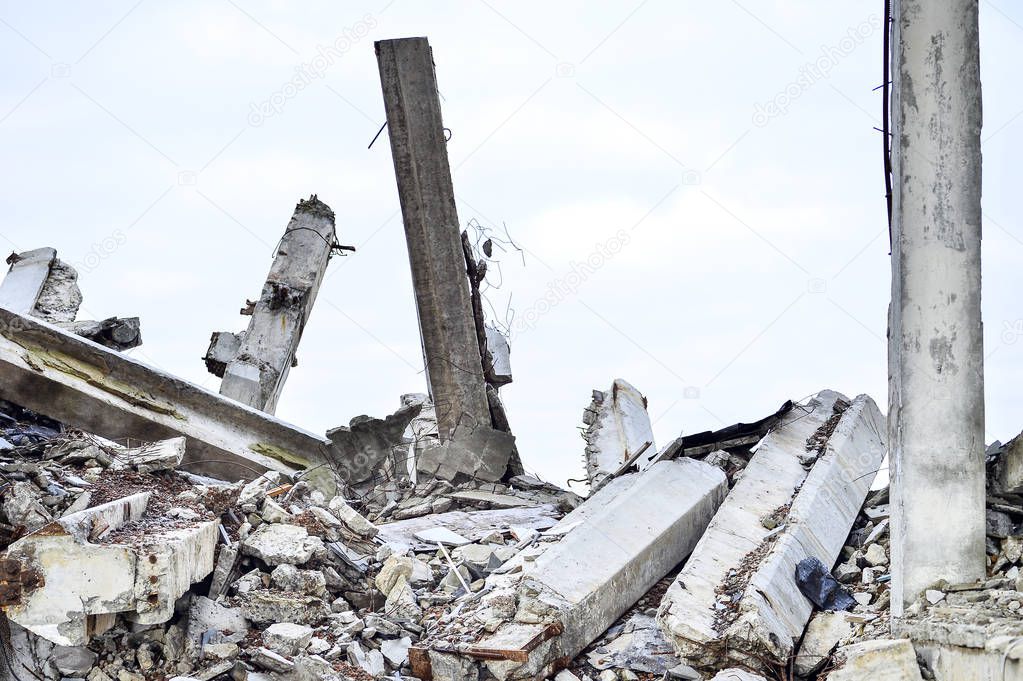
[1,2,1021,489]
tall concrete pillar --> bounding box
[889,0,985,615]
[212,195,336,414]
[375,37,491,440]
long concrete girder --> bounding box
[0,305,338,491]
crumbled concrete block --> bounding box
[582,379,657,487]
[241,523,324,565]
[326,402,421,488]
[53,644,98,677]
[384,575,422,621]
[2,480,53,531]
[416,417,516,484]
[115,437,185,473]
[328,496,379,538]
[187,596,248,645]
[262,622,313,656]
[375,555,414,596]
[251,646,295,673]
[485,324,512,386]
[381,636,412,666]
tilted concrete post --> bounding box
[889,0,985,615]
[214,195,336,414]
[375,37,491,440]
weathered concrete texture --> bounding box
[1,492,218,645]
[913,641,1023,681]
[0,305,339,491]
[62,316,142,351]
[32,258,83,323]
[888,0,986,614]
[659,391,885,671]
[216,195,336,414]
[581,379,657,488]
[326,400,421,488]
[376,37,491,440]
[794,611,856,677]
[111,436,185,472]
[474,458,727,680]
[376,504,559,552]
[0,248,57,315]
[826,639,923,681]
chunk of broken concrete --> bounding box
[416,416,516,484]
[827,639,923,681]
[241,522,323,565]
[1,491,218,645]
[262,622,313,657]
[238,589,329,625]
[794,611,854,676]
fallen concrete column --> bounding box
[658,391,885,673]
[375,37,491,440]
[0,305,338,490]
[413,458,727,681]
[211,195,337,414]
[0,491,218,645]
[0,248,58,315]
[888,0,987,613]
[581,379,657,489]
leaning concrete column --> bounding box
[889,0,985,615]
[375,37,491,440]
[216,195,336,414]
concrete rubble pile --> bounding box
[0,18,1011,681]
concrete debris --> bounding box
[828,639,923,681]
[210,195,337,414]
[61,317,143,351]
[582,378,658,489]
[484,324,513,387]
[326,399,422,489]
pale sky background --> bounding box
[0,2,1020,491]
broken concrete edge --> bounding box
[0,305,340,491]
[218,194,337,413]
[1,491,219,646]
[581,378,657,490]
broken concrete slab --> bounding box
[795,611,856,676]
[214,196,337,414]
[827,639,922,681]
[326,400,421,488]
[240,522,324,566]
[0,491,218,645]
[658,391,886,673]
[375,505,560,552]
[581,379,657,489]
[0,305,339,490]
[110,436,185,472]
[0,248,57,315]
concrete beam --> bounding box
[0,305,338,490]
[0,248,56,315]
[415,458,727,681]
[214,195,336,414]
[375,37,490,440]
[658,391,885,672]
[889,0,986,614]
[0,492,218,645]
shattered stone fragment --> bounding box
[238,589,330,625]
[262,622,313,656]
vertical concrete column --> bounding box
[218,195,336,414]
[375,37,491,439]
[889,0,985,615]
